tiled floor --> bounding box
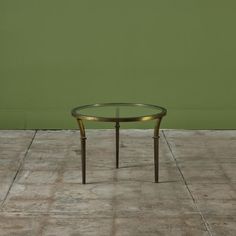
[0,130,235,235]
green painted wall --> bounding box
[1,0,235,129]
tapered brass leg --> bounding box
[115,122,120,168]
[77,119,86,184]
[153,118,162,183]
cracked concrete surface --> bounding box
[0,129,235,235]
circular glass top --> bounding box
[71,103,167,122]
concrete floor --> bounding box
[0,129,235,236]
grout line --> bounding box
[161,130,194,201]
[162,130,213,236]
[0,130,37,209]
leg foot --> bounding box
[153,135,160,183]
[153,118,162,183]
[81,137,86,184]
[115,122,120,168]
[77,119,87,184]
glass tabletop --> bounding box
[71,103,167,122]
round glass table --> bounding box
[71,103,167,184]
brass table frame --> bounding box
[71,103,167,184]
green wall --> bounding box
[1,0,236,129]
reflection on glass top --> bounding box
[72,104,165,119]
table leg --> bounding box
[115,122,120,168]
[77,119,86,184]
[153,118,162,183]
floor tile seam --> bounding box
[0,130,37,210]
[162,131,194,199]
[162,130,213,236]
